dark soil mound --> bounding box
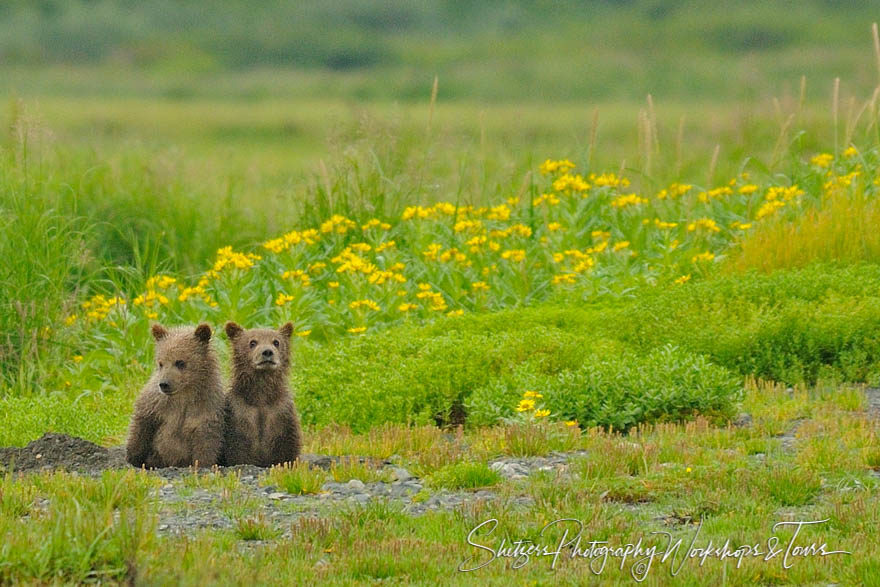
[0,433,389,476]
[0,433,127,474]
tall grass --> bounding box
[729,189,880,272]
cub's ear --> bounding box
[225,321,244,341]
[279,322,294,339]
[151,323,169,342]
[194,323,212,344]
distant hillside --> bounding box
[1,0,879,101]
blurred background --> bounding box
[2,0,880,271]
[3,0,879,174]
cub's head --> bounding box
[150,323,214,396]
[225,322,294,373]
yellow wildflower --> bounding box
[275,293,295,306]
[810,153,834,168]
[516,399,536,412]
[610,194,648,208]
[501,249,526,262]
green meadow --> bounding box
[2,0,880,583]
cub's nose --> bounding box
[159,382,171,393]
[261,348,275,358]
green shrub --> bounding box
[603,264,880,385]
[293,324,604,432]
[545,345,741,431]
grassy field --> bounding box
[3,1,880,583]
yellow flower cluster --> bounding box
[500,249,526,263]
[361,218,391,231]
[656,183,692,199]
[212,246,261,273]
[610,194,648,208]
[533,193,561,207]
[350,299,381,312]
[81,294,125,322]
[262,228,321,254]
[697,186,733,203]
[516,390,550,418]
[332,248,377,275]
[552,173,591,193]
[591,172,630,188]
[539,158,576,175]
[282,269,311,287]
[811,153,834,168]
[687,218,721,233]
[320,214,357,234]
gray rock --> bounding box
[391,467,414,482]
[490,461,529,479]
[346,479,366,490]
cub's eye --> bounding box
[174,360,186,369]
[273,339,280,348]
[158,361,164,369]
[249,340,257,349]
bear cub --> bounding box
[126,323,225,468]
[222,321,303,467]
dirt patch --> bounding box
[0,433,127,474]
[0,433,392,476]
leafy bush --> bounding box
[468,345,742,431]
[603,264,880,385]
[293,323,606,432]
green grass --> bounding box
[425,462,502,490]
[262,462,327,495]
[0,384,876,583]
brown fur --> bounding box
[126,323,225,468]
[221,321,302,467]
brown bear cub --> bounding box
[126,323,225,468]
[222,321,302,467]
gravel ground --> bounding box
[0,433,590,536]
[3,391,876,538]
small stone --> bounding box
[733,413,753,428]
[490,461,529,479]
[346,479,366,490]
[351,493,370,504]
[163,483,174,490]
[391,467,414,482]
[268,492,286,500]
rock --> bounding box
[268,492,286,500]
[346,479,366,490]
[391,467,414,482]
[490,461,529,479]
[733,412,753,428]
